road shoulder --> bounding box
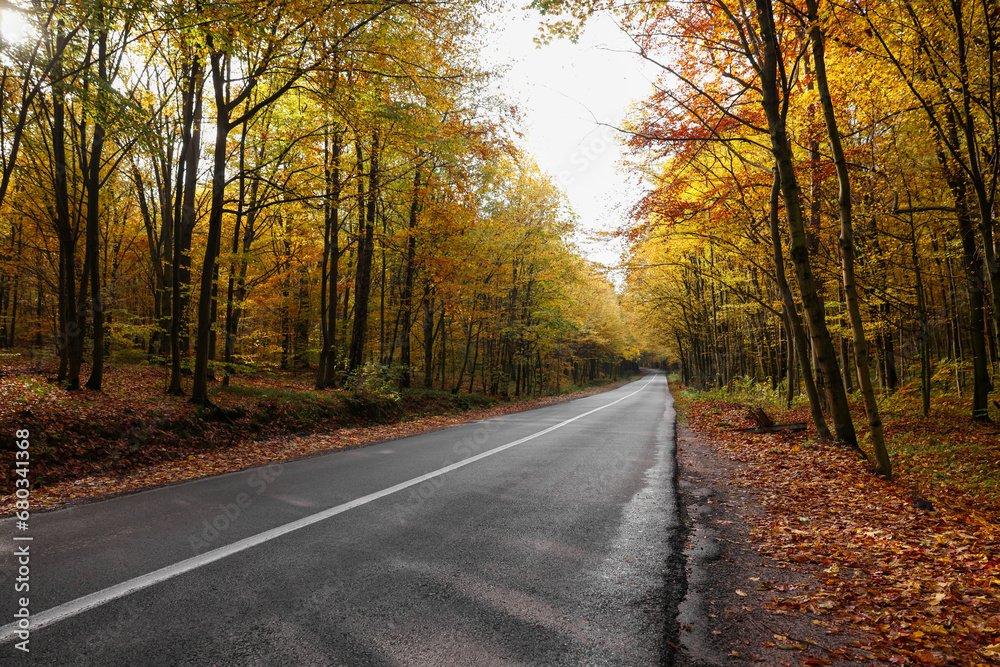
[674,419,869,666]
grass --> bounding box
[678,376,810,420]
[214,383,340,405]
[13,376,58,401]
[891,431,1000,514]
[215,383,499,420]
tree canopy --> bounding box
[0,0,639,403]
[535,0,1000,477]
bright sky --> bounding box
[481,4,660,274]
[0,9,28,44]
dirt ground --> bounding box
[674,420,875,666]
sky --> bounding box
[480,4,660,274]
[0,9,27,44]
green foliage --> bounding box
[689,375,806,414]
[395,387,495,416]
[7,376,57,403]
[345,362,405,402]
[891,431,1000,514]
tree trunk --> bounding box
[768,169,831,440]
[293,262,310,370]
[348,129,379,371]
[907,208,932,416]
[755,0,858,448]
[191,51,232,405]
[935,126,993,419]
[223,122,246,387]
[168,56,203,396]
[806,0,890,474]
[224,130,263,388]
[948,0,1000,373]
[423,290,435,388]
[453,318,476,394]
[156,144,174,358]
[400,160,422,388]
[51,24,82,390]
[317,129,342,388]
[83,4,109,391]
[132,164,166,358]
[953,184,992,419]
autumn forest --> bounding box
[564,0,1000,479]
[0,0,640,411]
[4,1,1000,662]
[1,0,1000,482]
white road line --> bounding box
[0,374,660,643]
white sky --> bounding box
[481,5,660,275]
[0,9,28,44]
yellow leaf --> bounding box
[919,624,948,635]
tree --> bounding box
[0,0,640,404]
[852,0,998,420]
[802,0,890,474]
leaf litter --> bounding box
[680,395,1000,666]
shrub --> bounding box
[345,362,405,402]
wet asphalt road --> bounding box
[1,372,684,666]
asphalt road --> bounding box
[1,371,683,666]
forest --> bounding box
[5,2,1000,661]
[0,0,639,408]
[533,0,1000,478]
[3,0,999,479]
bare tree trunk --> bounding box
[806,0,890,474]
[755,0,858,449]
[348,129,379,371]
